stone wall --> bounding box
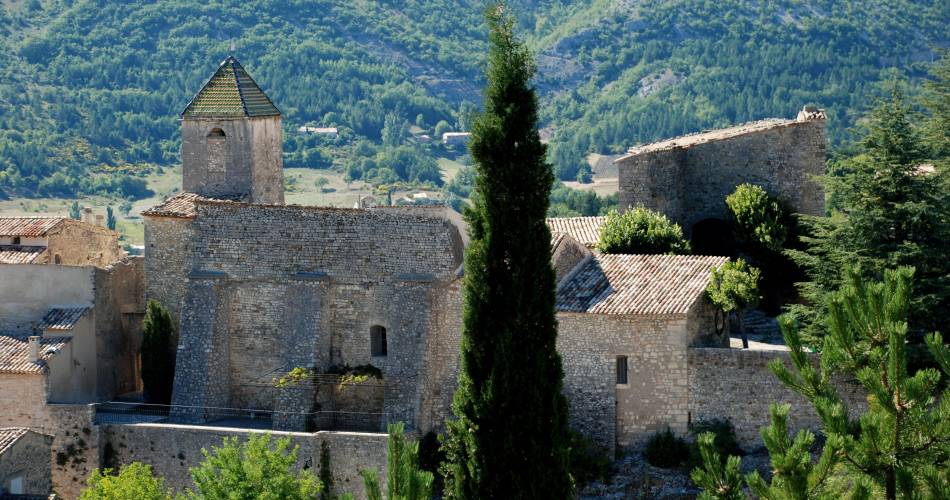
[0,383,99,500]
[556,312,693,454]
[100,424,387,499]
[0,264,95,336]
[181,117,284,204]
[687,347,865,448]
[93,258,146,398]
[0,429,53,496]
[47,221,124,268]
[166,203,465,431]
[617,118,826,232]
[144,217,195,322]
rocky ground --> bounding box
[579,448,775,499]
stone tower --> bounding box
[180,55,284,204]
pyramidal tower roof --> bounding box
[181,55,280,119]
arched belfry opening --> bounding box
[206,128,227,173]
[690,218,736,256]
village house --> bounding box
[0,427,53,497]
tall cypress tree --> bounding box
[442,4,572,498]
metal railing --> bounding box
[92,402,404,433]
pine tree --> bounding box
[787,87,950,341]
[921,50,950,158]
[694,267,950,499]
[771,266,950,499]
[690,433,744,500]
[441,4,572,498]
[141,300,176,405]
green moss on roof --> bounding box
[181,56,280,118]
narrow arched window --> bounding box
[207,128,226,173]
[370,325,387,357]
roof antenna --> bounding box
[229,39,236,55]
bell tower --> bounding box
[180,55,284,204]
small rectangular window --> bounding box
[371,325,387,357]
[616,356,628,385]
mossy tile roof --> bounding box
[182,55,280,118]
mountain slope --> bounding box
[0,0,946,196]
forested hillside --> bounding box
[0,0,946,198]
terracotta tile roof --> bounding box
[0,427,28,454]
[182,56,280,118]
[0,217,65,237]
[0,246,47,264]
[546,217,606,248]
[142,192,204,218]
[556,254,728,315]
[616,115,822,159]
[0,334,71,374]
[38,307,91,331]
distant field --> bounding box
[0,159,466,246]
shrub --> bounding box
[80,462,173,500]
[597,207,690,255]
[643,427,690,469]
[725,183,787,252]
[568,430,612,486]
[688,419,743,468]
[188,433,321,499]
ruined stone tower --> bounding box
[180,55,284,204]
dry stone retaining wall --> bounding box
[688,347,866,448]
[100,424,387,500]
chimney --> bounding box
[95,214,104,227]
[82,207,94,224]
[28,336,40,363]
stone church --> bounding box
[142,55,830,457]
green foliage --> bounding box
[547,184,617,217]
[788,84,950,341]
[359,423,433,500]
[596,207,690,255]
[187,433,322,499]
[744,404,849,500]
[688,419,743,464]
[140,300,175,405]
[319,441,334,500]
[442,6,572,498]
[770,267,950,499]
[643,427,690,469]
[106,206,117,231]
[922,50,950,158]
[725,184,787,253]
[80,462,173,500]
[689,433,744,500]
[3,0,945,197]
[69,201,81,220]
[567,429,611,486]
[706,260,761,315]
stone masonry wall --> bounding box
[93,258,146,399]
[181,117,284,204]
[688,347,866,448]
[0,430,53,496]
[144,217,195,322]
[47,221,124,268]
[557,312,692,454]
[618,119,826,231]
[169,203,464,430]
[189,202,463,282]
[0,377,99,500]
[100,424,387,499]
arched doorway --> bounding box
[690,218,736,256]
